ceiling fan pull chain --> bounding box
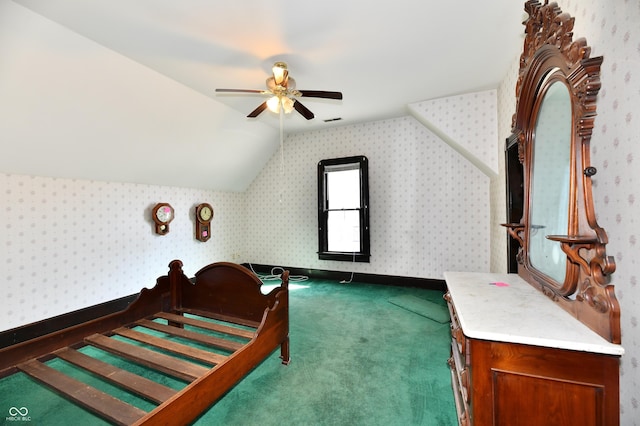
[279,108,285,204]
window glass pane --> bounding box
[327,168,360,209]
[327,210,360,252]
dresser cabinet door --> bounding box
[468,339,620,426]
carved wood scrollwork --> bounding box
[507,0,620,343]
[502,223,525,247]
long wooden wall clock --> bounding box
[195,203,214,242]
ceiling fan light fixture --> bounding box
[267,96,281,113]
[282,97,295,114]
[267,95,295,114]
[217,62,342,120]
[272,62,288,85]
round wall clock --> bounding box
[152,203,174,235]
[195,203,214,242]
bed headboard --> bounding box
[172,261,288,324]
[503,0,620,343]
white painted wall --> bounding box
[0,0,278,192]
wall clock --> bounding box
[195,203,214,242]
[152,203,174,235]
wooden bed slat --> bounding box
[135,319,244,352]
[113,327,228,365]
[155,312,256,339]
[54,347,177,404]
[85,334,209,382]
[180,307,262,329]
[18,359,147,426]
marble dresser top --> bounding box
[444,271,624,356]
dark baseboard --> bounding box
[244,263,446,292]
[0,293,138,350]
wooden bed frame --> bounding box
[0,260,290,425]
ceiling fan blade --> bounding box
[293,100,315,120]
[299,90,343,100]
[247,102,268,118]
[215,88,267,94]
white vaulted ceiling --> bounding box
[1,0,524,191]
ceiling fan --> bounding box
[215,62,342,120]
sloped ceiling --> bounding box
[1,0,525,191]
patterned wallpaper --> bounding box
[244,115,490,278]
[569,0,639,421]
[0,173,245,331]
[494,0,640,422]
[410,90,499,173]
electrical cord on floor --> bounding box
[249,263,309,283]
[340,272,354,284]
[340,252,356,284]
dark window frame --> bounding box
[317,155,370,262]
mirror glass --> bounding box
[528,80,571,284]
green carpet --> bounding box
[388,295,451,323]
[0,279,456,426]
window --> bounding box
[317,156,370,262]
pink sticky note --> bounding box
[490,282,510,287]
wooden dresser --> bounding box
[444,272,624,426]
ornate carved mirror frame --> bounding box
[504,0,620,343]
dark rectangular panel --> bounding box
[492,370,603,426]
